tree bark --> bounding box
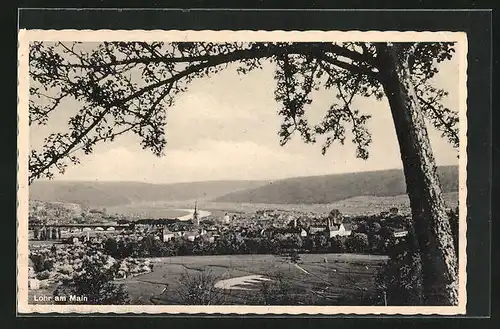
[376,43,459,305]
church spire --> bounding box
[193,200,199,226]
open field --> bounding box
[119,253,389,305]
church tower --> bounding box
[193,200,199,226]
[326,217,334,231]
[329,209,343,225]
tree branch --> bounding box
[29,42,381,182]
[417,95,459,146]
[57,42,378,75]
[315,43,378,67]
[32,43,285,181]
[313,51,381,81]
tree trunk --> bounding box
[376,43,459,305]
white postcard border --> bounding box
[17,29,468,315]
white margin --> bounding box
[17,29,468,315]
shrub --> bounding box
[176,270,224,305]
[255,273,319,305]
[54,257,130,305]
[103,238,119,258]
[258,273,293,305]
[37,270,50,280]
[289,250,301,264]
[59,264,74,275]
[374,235,424,306]
[371,222,382,234]
[286,235,303,251]
[329,236,345,253]
[313,234,330,252]
[346,233,369,253]
[30,254,54,273]
[370,234,386,254]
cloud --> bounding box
[61,140,305,182]
[59,128,457,184]
[38,55,459,184]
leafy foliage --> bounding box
[29,41,458,183]
[257,273,300,305]
[346,233,370,253]
[53,255,130,305]
[176,270,225,305]
[30,253,54,273]
[375,237,424,306]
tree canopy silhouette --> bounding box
[28,41,460,305]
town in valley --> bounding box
[25,39,462,307]
[28,183,459,306]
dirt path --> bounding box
[214,275,272,291]
[294,263,311,275]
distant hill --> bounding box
[213,165,458,204]
[29,180,270,207]
[30,166,458,207]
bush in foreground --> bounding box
[54,254,130,305]
[176,270,225,305]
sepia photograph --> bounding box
[17,30,468,314]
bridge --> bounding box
[29,220,182,241]
[29,223,134,241]
[31,223,132,229]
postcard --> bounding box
[17,29,468,314]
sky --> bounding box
[30,44,460,184]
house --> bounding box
[28,259,36,279]
[309,225,326,235]
[206,226,218,232]
[285,217,308,238]
[389,207,399,216]
[184,232,198,242]
[183,228,207,242]
[327,223,352,238]
[162,228,176,242]
[328,209,343,224]
[211,232,221,240]
[306,211,352,238]
[392,228,409,238]
[28,278,40,290]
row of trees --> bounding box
[101,230,394,259]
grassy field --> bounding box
[119,253,389,305]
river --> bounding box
[175,208,212,221]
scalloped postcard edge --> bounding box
[17,29,468,315]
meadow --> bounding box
[119,253,389,305]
